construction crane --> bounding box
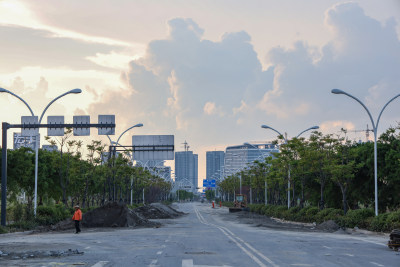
[340,125,373,142]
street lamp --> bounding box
[261,124,319,208]
[331,88,400,216]
[1,88,81,216]
[106,123,143,205]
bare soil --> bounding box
[219,210,340,233]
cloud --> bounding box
[0,25,126,73]
[88,17,269,146]
[86,50,145,70]
[259,2,400,132]
[88,3,400,146]
[83,3,400,183]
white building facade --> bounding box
[223,143,279,178]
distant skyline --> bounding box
[0,0,399,186]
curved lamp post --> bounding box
[331,89,400,216]
[261,124,319,208]
[1,88,81,216]
[106,123,143,204]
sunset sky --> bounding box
[1,0,399,183]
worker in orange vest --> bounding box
[72,205,82,234]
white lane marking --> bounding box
[182,259,193,267]
[219,227,267,267]
[323,246,331,249]
[217,225,278,267]
[194,207,274,267]
[149,259,158,267]
[350,237,386,247]
[85,246,91,249]
[290,265,314,266]
[370,262,384,267]
[182,258,233,267]
[157,251,162,255]
[91,261,109,267]
[344,254,354,257]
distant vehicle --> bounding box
[229,194,249,212]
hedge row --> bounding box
[5,203,97,232]
[246,204,400,232]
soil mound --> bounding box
[316,220,340,232]
[82,202,158,228]
[134,203,184,219]
[50,218,75,231]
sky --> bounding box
[0,0,399,185]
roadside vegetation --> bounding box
[0,129,173,232]
[219,124,400,232]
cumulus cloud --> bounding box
[85,3,400,171]
[88,17,268,145]
[259,2,400,133]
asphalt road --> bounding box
[0,202,398,267]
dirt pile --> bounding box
[82,202,158,228]
[49,219,75,231]
[135,203,185,219]
[316,220,340,232]
[41,202,183,231]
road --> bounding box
[0,202,398,266]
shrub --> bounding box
[36,204,70,225]
[266,205,287,218]
[315,208,344,224]
[285,206,301,221]
[249,204,263,213]
[13,202,24,223]
[9,220,38,231]
[341,208,374,228]
[385,210,400,231]
[221,202,234,208]
[0,226,8,234]
[303,207,318,222]
[260,205,268,215]
[37,206,54,217]
[368,213,389,232]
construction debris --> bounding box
[388,229,400,251]
[0,249,83,260]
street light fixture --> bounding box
[261,124,319,209]
[106,123,143,205]
[1,87,82,216]
[331,88,400,216]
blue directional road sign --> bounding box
[210,179,216,188]
[203,179,216,188]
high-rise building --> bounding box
[223,143,280,178]
[175,151,198,191]
[206,151,225,181]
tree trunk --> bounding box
[320,180,325,210]
[340,184,348,214]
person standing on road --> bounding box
[72,205,82,234]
